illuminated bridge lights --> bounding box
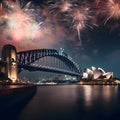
[0,44,82,83]
[17,48,82,77]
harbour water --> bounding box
[3,85,120,120]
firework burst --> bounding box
[71,6,93,43]
[0,0,44,42]
[97,0,120,24]
[47,0,96,44]
[47,0,72,15]
[106,0,120,21]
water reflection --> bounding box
[81,85,118,107]
[102,86,118,103]
[16,85,120,120]
[0,85,24,89]
[82,85,93,106]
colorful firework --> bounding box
[106,0,120,21]
[0,0,44,42]
[47,0,72,15]
[97,0,120,24]
[71,6,93,42]
[47,0,96,44]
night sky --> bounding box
[0,0,120,78]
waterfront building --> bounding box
[82,66,113,80]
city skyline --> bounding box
[0,0,120,77]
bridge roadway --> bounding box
[17,48,81,77]
[0,60,80,77]
[19,64,81,76]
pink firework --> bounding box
[48,0,97,44]
[98,0,120,24]
[48,0,72,15]
[0,0,43,42]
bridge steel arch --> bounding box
[17,49,82,77]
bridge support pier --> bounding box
[2,44,18,83]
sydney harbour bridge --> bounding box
[0,44,82,83]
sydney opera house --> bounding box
[82,66,113,80]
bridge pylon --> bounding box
[2,44,18,83]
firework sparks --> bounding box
[71,6,93,43]
[0,0,44,42]
[48,0,72,15]
[107,0,120,20]
[94,0,101,5]
[7,12,30,29]
[60,1,72,12]
[48,0,96,44]
[98,0,120,24]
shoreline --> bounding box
[37,83,120,86]
[0,84,37,114]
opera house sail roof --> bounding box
[82,66,113,80]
